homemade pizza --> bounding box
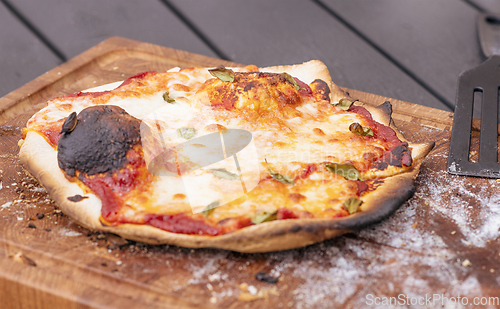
[18,60,434,253]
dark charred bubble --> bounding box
[371,143,412,170]
[310,79,331,101]
[384,143,412,168]
[67,195,89,202]
[57,105,141,177]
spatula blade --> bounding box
[447,55,500,178]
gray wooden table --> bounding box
[1,0,498,113]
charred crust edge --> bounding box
[67,195,89,202]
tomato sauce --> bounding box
[348,105,412,168]
[145,213,222,236]
[118,71,157,87]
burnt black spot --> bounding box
[385,143,412,167]
[290,225,301,233]
[371,143,412,170]
[310,79,331,102]
[67,195,89,202]
[57,105,141,177]
[372,160,389,171]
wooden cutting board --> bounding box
[1,37,498,309]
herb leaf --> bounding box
[162,90,175,103]
[336,98,354,111]
[349,122,374,137]
[344,197,362,214]
[201,201,220,217]
[251,210,278,224]
[280,72,303,91]
[325,162,363,181]
[209,65,235,82]
[61,112,77,134]
[210,168,239,180]
[177,127,196,140]
[265,160,294,185]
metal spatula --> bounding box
[447,13,500,178]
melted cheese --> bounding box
[24,66,407,223]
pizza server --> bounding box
[447,13,500,178]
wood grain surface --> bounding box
[1,37,499,309]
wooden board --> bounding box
[1,37,499,309]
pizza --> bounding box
[18,60,434,253]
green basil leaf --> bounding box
[344,197,362,214]
[349,122,374,137]
[209,65,235,82]
[265,160,294,185]
[251,210,278,224]
[280,72,303,90]
[325,162,363,181]
[336,98,354,111]
[210,168,239,180]
[162,90,175,103]
[177,127,196,140]
[201,201,220,217]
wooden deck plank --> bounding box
[8,0,218,60]
[321,0,483,110]
[469,0,500,12]
[168,0,450,111]
[0,2,61,98]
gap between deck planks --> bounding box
[2,0,449,112]
[319,0,485,114]
[0,1,61,98]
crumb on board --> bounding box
[9,252,36,267]
[462,259,472,267]
[237,286,280,302]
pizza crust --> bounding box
[19,61,434,253]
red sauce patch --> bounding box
[145,213,222,236]
[66,91,110,98]
[324,208,349,218]
[80,148,151,223]
[218,217,253,234]
[277,208,313,220]
[357,180,369,196]
[294,77,313,97]
[299,164,317,179]
[34,119,64,147]
[118,71,157,87]
[348,106,412,169]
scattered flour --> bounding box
[1,201,12,210]
[58,227,82,237]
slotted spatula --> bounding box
[447,13,500,178]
